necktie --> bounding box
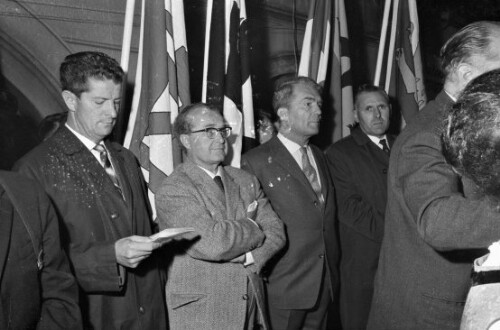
[379,139,390,155]
[213,175,225,193]
[94,144,123,197]
[300,147,323,202]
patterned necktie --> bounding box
[94,144,123,197]
[299,147,323,202]
[379,138,390,155]
[213,175,225,193]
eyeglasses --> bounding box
[189,127,232,139]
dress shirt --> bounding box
[277,133,322,189]
[367,134,389,151]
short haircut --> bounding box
[442,68,500,199]
[354,84,390,108]
[173,103,221,140]
[440,21,500,78]
[60,51,124,97]
[272,76,322,114]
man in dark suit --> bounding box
[155,103,285,329]
[367,21,500,330]
[0,170,82,329]
[15,51,167,329]
[242,76,339,330]
[325,84,394,330]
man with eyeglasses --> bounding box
[155,103,285,329]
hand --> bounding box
[115,235,161,268]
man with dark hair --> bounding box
[242,76,339,330]
[15,51,167,329]
[442,68,500,199]
[368,21,500,330]
[155,103,285,329]
[325,84,393,330]
[0,170,82,329]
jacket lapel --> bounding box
[269,137,319,201]
[220,168,246,221]
[0,189,13,286]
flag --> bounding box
[393,0,427,125]
[298,0,331,85]
[124,0,190,221]
[299,0,353,142]
[330,0,354,140]
[202,0,256,167]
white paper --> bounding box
[150,227,195,243]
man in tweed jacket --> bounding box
[155,103,285,330]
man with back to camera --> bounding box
[367,21,500,330]
[242,76,339,330]
[0,170,82,329]
[325,84,394,330]
[155,103,285,329]
[15,51,167,329]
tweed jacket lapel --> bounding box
[269,137,323,202]
[220,167,246,221]
[0,188,13,286]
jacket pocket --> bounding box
[170,293,206,310]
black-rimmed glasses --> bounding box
[189,127,232,139]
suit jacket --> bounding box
[368,91,500,330]
[155,160,285,330]
[325,126,395,330]
[242,136,339,310]
[0,171,81,329]
[15,127,167,330]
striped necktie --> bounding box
[94,144,123,197]
[300,147,323,203]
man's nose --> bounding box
[107,101,118,118]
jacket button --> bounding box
[242,294,249,300]
[318,254,324,259]
[139,306,145,314]
[110,213,119,219]
[313,201,318,206]
[382,169,388,174]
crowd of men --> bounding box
[2,19,500,330]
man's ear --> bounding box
[353,108,359,123]
[456,63,474,86]
[179,134,191,150]
[62,90,77,112]
[277,107,288,122]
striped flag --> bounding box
[202,0,256,167]
[330,0,354,140]
[124,0,191,221]
[393,0,427,124]
[299,0,353,141]
[298,0,331,85]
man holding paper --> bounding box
[155,103,285,330]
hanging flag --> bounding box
[393,0,427,125]
[329,0,354,141]
[124,0,191,221]
[298,0,331,85]
[202,0,256,167]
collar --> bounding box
[65,123,100,151]
[198,165,222,179]
[277,132,307,155]
[367,134,388,149]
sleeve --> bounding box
[244,175,286,274]
[37,189,83,330]
[400,130,500,250]
[325,147,384,242]
[155,178,266,262]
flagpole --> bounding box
[374,0,391,86]
[120,0,136,73]
[202,0,214,102]
[384,0,400,92]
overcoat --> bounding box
[325,126,395,330]
[368,91,500,330]
[15,127,167,330]
[155,160,285,330]
[241,136,339,310]
[0,171,81,329]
